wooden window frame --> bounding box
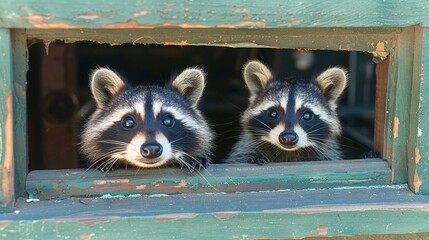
[1,1,429,238]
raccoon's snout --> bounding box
[140,143,163,159]
[279,132,299,146]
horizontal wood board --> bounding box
[26,159,391,200]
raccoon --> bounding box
[80,67,214,171]
[226,60,347,164]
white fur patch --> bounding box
[244,101,277,121]
[133,102,145,121]
[294,124,312,149]
[122,132,171,168]
[92,107,134,135]
[294,95,303,112]
[152,100,162,118]
[280,96,288,113]
[261,123,285,150]
[161,106,204,136]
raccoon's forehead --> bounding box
[244,83,330,117]
[94,88,194,121]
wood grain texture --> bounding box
[1,185,429,238]
[409,28,429,194]
[374,57,388,160]
[382,27,422,184]
[26,27,400,51]
[26,159,391,200]
[0,29,14,212]
[11,30,27,201]
[1,0,429,29]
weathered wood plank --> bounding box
[374,57,388,158]
[11,30,27,201]
[0,29,14,212]
[1,1,429,29]
[2,185,429,238]
[26,159,391,200]
[25,27,399,52]
[409,27,429,194]
[36,42,78,169]
[383,27,423,184]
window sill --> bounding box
[26,159,391,200]
[2,184,429,238]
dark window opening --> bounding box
[27,42,377,171]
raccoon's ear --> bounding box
[315,67,348,109]
[171,68,206,108]
[90,68,127,108]
[243,61,273,101]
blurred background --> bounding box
[27,42,377,170]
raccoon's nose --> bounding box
[140,143,163,158]
[279,132,299,146]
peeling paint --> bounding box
[80,233,95,240]
[0,221,11,230]
[164,40,188,46]
[216,21,267,28]
[415,147,421,164]
[393,116,399,138]
[155,213,197,221]
[296,48,317,52]
[103,20,210,29]
[78,217,121,226]
[317,225,329,235]
[174,179,187,188]
[93,179,130,185]
[368,51,389,61]
[263,203,429,214]
[418,128,423,137]
[2,91,13,207]
[25,14,81,29]
[233,8,249,13]
[213,211,240,220]
[78,14,99,20]
[132,10,151,17]
[287,19,303,27]
[367,41,389,62]
[135,185,147,190]
[414,172,422,193]
[376,41,385,51]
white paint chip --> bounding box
[418,128,423,137]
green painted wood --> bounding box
[11,30,27,202]
[26,159,391,200]
[409,28,429,194]
[1,1,429,29]
[2,185,429,238]
[0,29,14,212]
[384,27,423,184]
[25,27,400,52]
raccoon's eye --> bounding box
[162,115,175,128]
[302,111,314,121]
[121,116,135,129]
[267,108,279,118]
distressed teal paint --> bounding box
[385,28,421,184]
[1,1,429,29]
[1,185,429,238]
[409,28,429,194]
[1,210,429,239]
[24,28,400,52]
[11,30,27,200]
[0,28,14,212]
[26,159,391,200]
